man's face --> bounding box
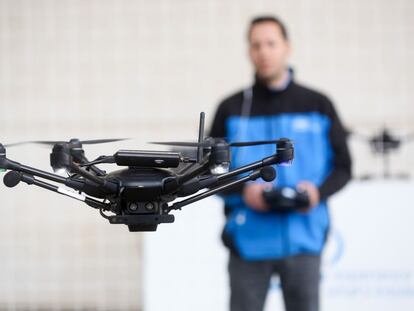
[248,22,290,82]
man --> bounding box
[209,16,351,311]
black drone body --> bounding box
[0,113,294,232]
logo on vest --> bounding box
[292,117,321,133]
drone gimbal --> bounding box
[0,113,294,232]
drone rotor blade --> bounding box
[4,142,31,147]
[4,140,63,147]
[80,138,129,145]
[4,138,129,147]
[34,140,65,145]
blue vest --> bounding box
[223,112,333,260]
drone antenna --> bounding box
[197,112,205,163]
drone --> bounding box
[0,113,294,232]
[349,127,414,179]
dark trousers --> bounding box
[229,253,321,311]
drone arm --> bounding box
[215,153,284,183]
[162,158,211,195]
[175,175,218,197]
[173,152,287,197]
[77,156,122,194]
[175,156,275,197]
[0,157,68,184]
[3,171,109,210]
[70,163,105,186]
[171,166,275,210]
[78,154,106,176]
[176,159,210,185]
[68,163,119,194]
[0,157,118,197]
[176,161,201,175]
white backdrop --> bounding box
[144,180,414,311]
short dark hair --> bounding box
[248,15,289,41]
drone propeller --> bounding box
[150,138,287,148]
[1,138,128,176]
[3,138,129,147]
[3,142,30,148]
[33,138,129,146]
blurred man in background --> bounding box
[210,15,351,311]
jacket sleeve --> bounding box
[318,98,352,199]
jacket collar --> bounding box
[253,67,294,97]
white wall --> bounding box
[0,0,413,309]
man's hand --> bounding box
[297,181,320,212]
[242,183,272,212]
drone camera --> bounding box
[127,201,160,214]
[110,200,173,232]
